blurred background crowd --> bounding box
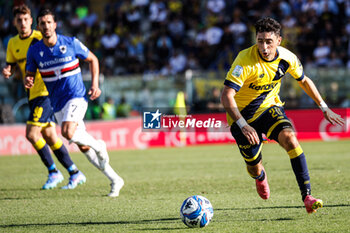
[2,0,350,74]
[0,0,349,123]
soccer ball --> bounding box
[180,195,214,228]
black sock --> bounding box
[49,168,58,174]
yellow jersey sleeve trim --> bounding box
[224,80,241,92]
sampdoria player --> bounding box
[2,4,84,190]
[221,17,345,213]
[24,9,124,197]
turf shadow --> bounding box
[215,203,350,211]
[138,227,187,231]
[0,217,180,229]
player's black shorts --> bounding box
[230,106,294,165]
[27,96,56,127]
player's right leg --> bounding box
[26,124,64,189]
[277,128,323,213]
[264,106,323,213]
[26,97,63,189]
[230,123,269,199]
[55,98,124,195]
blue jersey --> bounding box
[26,34,89,112]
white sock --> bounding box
[103,164,123,183]
[83,148,101,170]
[83,148,122,183]
[70,129,102,152]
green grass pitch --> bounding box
[0,140,349,233]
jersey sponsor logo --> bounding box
[38,56,73,68]
[232,65,243,77]
[249,82,278,91]
[40,59,80,81]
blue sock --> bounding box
[35,141,55,170]
[50,139,75,170]
[290,153,311,200]
[48,164,58,173]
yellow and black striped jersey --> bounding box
[224,44,304,125]
[6,30,48,100]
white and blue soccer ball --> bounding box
[180,195,214,228]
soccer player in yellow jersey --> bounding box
[2,5,85,190]
[221,17,345,213]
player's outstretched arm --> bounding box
[24,71,35,89]
[221,86,260,145]
[298,76,345,126]
[85,51,101,100]
[2,65,14,79]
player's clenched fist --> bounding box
[88,86,101,100]
[2,65,12,79]
[24,76,34,88]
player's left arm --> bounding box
[84,51,101,100]
[24,46,37,89]
[3,39,16,79]
[298,76,345,126]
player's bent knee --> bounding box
[25,129,40,144]
[278,129,299,151]
[61,129,75,141]
[42,131,58,145]
[61,122,78,141]
[25,132,35,143]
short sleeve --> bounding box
[26,45,37,73]
[288,54,304,81]
[224,55,248,92]
[73,37,90,60]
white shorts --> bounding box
[54,97,88,130]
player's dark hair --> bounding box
[13,4,31,17]
[36,9,56,23]
[255,17,281,36]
